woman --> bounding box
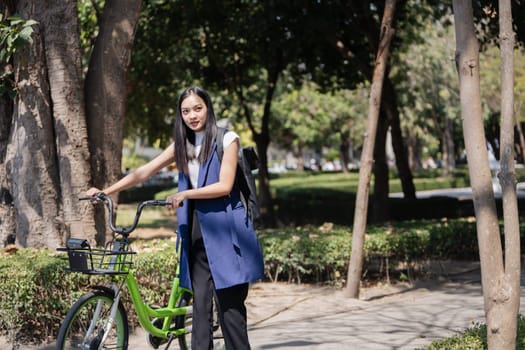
[86,86,265,350]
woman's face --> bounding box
[180,93,208,132]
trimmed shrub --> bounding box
[0,239,179,345]
[419,314,525,349]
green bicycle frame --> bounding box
[127,265,192,338]
[111,238,192,340]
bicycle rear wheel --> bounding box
[56,289,129,350]
[174,292,225,349]
[174,291,192,349]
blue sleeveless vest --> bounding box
[176,142,265,290]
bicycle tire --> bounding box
[175,291,192,349]
[56,289,129,350]
[174,292,225,349]
[211,297,226,350]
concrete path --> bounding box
[243,261,525,350]
[125,266,524,350]
[246,278,490,350]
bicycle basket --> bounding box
[57,238,135,275]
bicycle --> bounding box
[56,192,225,349]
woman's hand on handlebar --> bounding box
[86,187,103,197]
[166,192,185,209]
[82,188,107,204]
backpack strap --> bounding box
[216,127,226,161]
[215,126,259,223]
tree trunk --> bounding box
[6,0,63,247]
[372,110,390,222]
[346,0,397,298]
[372,65,417,223]
[339,130,351,173]
[497,0,521,346]
[253,92,276,227]
[443,116,456,175]
[453,1,514,348]
[0,0,17,245]
[384,76,416,199]
[292,144,304,171]
[2,0,144,247]
[38,0,95,243]
[515,118,525,164]
[430,99,456,175]
[3,0,97,247]
[407,132,423,171]
[85,0,142,242]
[0,92,15,243]
[254,133,274,226]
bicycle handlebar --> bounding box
[79,193,170,236]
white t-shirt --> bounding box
[188,130,239,188]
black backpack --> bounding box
[216,127,260,224]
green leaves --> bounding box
[0,15,38,62]
[0,14,38,98]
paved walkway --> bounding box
[245,262,525,350]
[125,264,524,350]
[247,278,490,350]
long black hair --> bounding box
[173,87,217,174]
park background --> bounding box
[3,0,525,349]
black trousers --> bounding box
[190,210,251,350]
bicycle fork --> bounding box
[83,285,122,350]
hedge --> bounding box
[0,239,179,345]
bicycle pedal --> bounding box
[147,334,167,349]
[147,318,169,349]
[164,334,176,350]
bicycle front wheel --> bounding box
[56,289,129,350]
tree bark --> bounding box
[372,110,390,222]
[384,76,416,199]
[257,69,279,227]
[497,0,521,346]
[0,0,17,246]
[6,0,63,247]
[85,0,142,242]
[429,100,456,175]
[443,116,456,175]
[406,132,420,170]
[515,117,525,164]
[339,130,351,173]
[453,1,514,348]
[346,0,397,298]
[38,0,95,243]
[3,0,97,247]
[0,92,15,243]
[2,0,143,247]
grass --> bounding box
[269,168,471,196]
[115,204,176,228]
